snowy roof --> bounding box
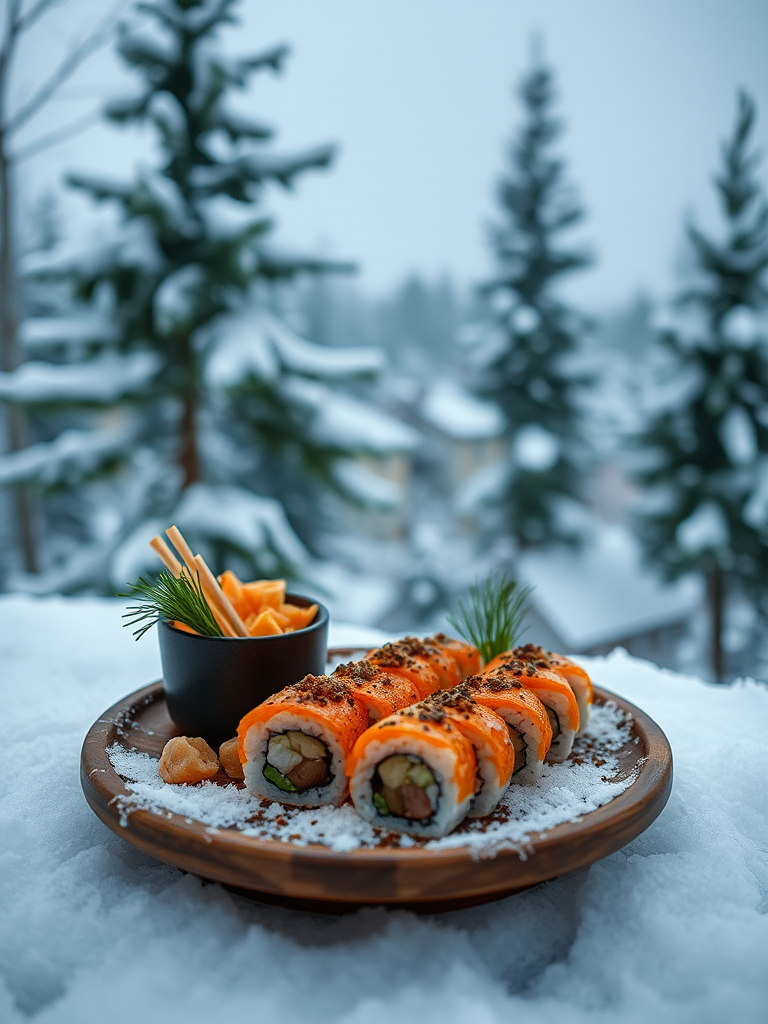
[519,523,703,650]
[419,379,506,440]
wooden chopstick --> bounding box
[149,535,182,577]
[194,554,249,637]
[164,525,240,638]
[165,525,197,574]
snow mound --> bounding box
[1,595,766,1022]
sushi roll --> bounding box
[524,646,594,730]
[407,636,463,689]
[422,690,514,816]
[237,675,368,807]
[426,633,482,679]
[332,659,421,724]
[366,641,441,699]
[482,651,580,762]
[348,704,477,838]
[461,673,553,784]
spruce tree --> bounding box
[633,91,768,681]
[0,0,392,589]
[471,60,592,547]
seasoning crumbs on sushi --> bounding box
[107,701,636,856]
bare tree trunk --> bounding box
[707,566,724,683]
[178,335,199,487]
[0,129,38,572]
[179,388,200,487]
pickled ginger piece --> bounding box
[245,608,284,636]
[242,578,286,612]
[218,570,249,620]
[159,736,219,784]
[278,602,318,631]
[218,737,244,780]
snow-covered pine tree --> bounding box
[633,91,768,682]
[0,0,402,590]
[470,60,592,547]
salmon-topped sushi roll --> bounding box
[348,705,477,838]
[483,651,580,762]
[422,690,514,816]
[237,675,368,807]
[400,636,463,689]
[427,633,481,679]
[514,645,594,729]
[332,659,421,724]
[462,673,553,784]
[366,641,441,699]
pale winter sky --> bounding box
[10,0,768,309]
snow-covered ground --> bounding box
[1,594,767,1023]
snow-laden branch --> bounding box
[0,351,160,405]
[0,424,133,486]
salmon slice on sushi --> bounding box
[421,690,514,816]
[405,636,463,689]
[237,675,368,807]
[348,705,477,838]
[482,651,580,762]
[461,673,553,784]
[517,645,594,729]
[425,633,481,679]
[366,641,441,699]
[332,659,421,724]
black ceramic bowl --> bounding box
[158,594,328,747]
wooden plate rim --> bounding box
[81,656,673,902]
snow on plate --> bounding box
[107,702,635,856]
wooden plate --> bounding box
[81,655,672,913]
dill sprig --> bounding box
[447,572,533,666]
[119,568,223,640]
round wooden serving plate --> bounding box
[81,655,672,913]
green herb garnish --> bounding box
[263,764,298,792]
[120,568,223,639]
[447,572,533,667]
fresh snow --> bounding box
[205,309,384,385]
[519,522,704,649]
[419,379,506,440]
[1,595,766,1022]
[0,427,131,487]
[289,380,420,453]
[514,423,560,471]
[719,405,757,465]
[174,483,308,566]
[0,352,160,404]
[18,316,118,350]
[332,459,402,508]
[676,501,730,554]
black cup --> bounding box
[158,594,328,748]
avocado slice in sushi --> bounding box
[263,763,298,792]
